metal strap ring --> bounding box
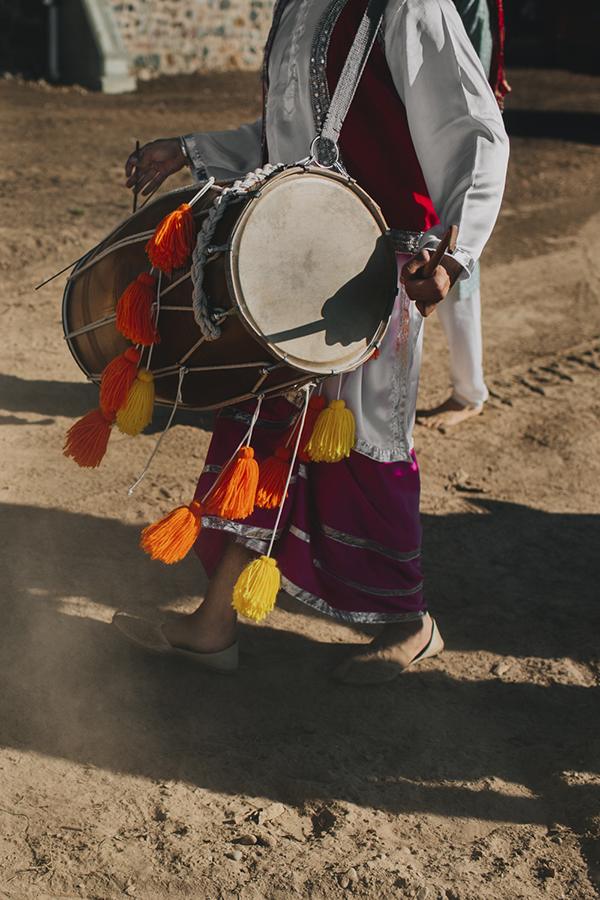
[309,135,340,169]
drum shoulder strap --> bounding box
[315,0,389,166]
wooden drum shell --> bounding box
[63,169,398,410]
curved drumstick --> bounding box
[421,225,458,278]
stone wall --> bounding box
[111,0,274,79]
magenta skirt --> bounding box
[193,397,425,623]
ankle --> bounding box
[374,615,431,650]
[162,611,237,654]
[188,606,237,634]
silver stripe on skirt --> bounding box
[313,558,424,597]
[201,516,285,542]
[280,575,425,623]
[318,521,420,561]
[289,523,421,561]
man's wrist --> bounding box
[440,255,464,287]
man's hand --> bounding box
[400,249,463,317]
[125,138,187,196]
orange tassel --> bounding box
[140,500,204,564]
[116,273,160,346]
[369,346,380,361]
[146,204,195,274]
[298,394,326,463]
[255,446,291,509]
[204,447,259,520]
[63,406,115,468]
[99,346,141,412]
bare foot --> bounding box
[332,614,444,685]
[416,396,483,429]
[162,541,252,654]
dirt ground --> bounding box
[0,67,599,900]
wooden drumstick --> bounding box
[421,225,458,278]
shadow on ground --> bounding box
[0,500,598,830]
[0,373,215,432]
[503,110,600,144]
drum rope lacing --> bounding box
[265,384,310,560]
[191,163,285,341]
[127,364,188,495]
[64,231,157,283]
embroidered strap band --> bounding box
[315,0,388,166]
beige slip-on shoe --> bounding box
[332,618,444,686]
[112,612,238,673]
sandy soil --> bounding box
[0,68,599,900]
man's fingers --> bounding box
[400,249,430,284]
[125,154,139,178]
[124,142,158,183]
[126,167,156,191]
[400,247,459,317]
[399,260,422,283]
[403,264,452,319]
[404,268,450,302]
[140,171,167,196]
[134,171,160,195]
[125,159,155,189]
[124,140,184,192]
[125,145,149,178]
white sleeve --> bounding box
[181,118,263,182]
[384,0,509,275]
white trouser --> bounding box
[436,281,488,409]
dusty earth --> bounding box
[0,67,600,900]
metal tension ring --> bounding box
[309,135,340,170]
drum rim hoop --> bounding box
[225,166,397,376]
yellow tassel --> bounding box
[140,500,203,564]
[306,399,355,463]
[232,556,280,622]
[116,368,154,436]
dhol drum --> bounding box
[63,165,398,410]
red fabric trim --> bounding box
[488,0,507,99]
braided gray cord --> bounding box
[191,164,284,340]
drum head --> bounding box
[228,168,397,375]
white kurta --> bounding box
[182,0,509,461]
